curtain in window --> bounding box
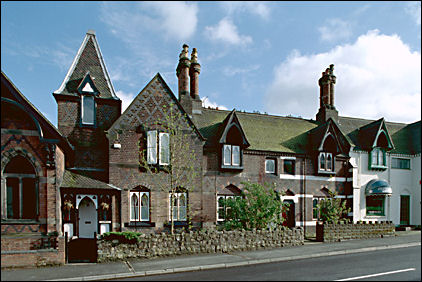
[232,146,240,166]
[266,159,275,173]
[131,194,139,221]
[319,153,325,170]
[82,95,95,125]
[141,194,149,221]
[223,145,231,165]
[179,194,186,221]
[147,131,157,164]
[159,133,170,165]
[326,154,332,171]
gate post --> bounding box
[65,232,68,263]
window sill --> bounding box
[318,170,335,175]
[1,219,40,224]
[221,165,243,170]
[369,165,387,171]
[124,222,155,227]
[164,221,188,228]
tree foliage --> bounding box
[138,103,201,234]
[317,190,350,223]
[223,182,288,231]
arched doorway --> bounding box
[78,197,97,238]
[283,200,295,228]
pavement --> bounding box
[2,230,420,281]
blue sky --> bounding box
[1,1,421,126]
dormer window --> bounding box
[318,152,334,173]
[369,147,386,170]
[223,144,241,167]
[81,95,95,125]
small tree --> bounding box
[317,190,350,223]
[223,182,288,231]
[138,103,201,234]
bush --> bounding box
[317,190,350,224]
[101,231,141,244]
[223,182,288,231]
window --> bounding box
[81,95,95,125]
[147,130,170,166]
[169,192,187,221]
[283,159,295,175]
[217,195,240,221]
[318,152,333,172]
[265,159,276,174]
[4,156,38,220]
[222,145,241,167]
[130,191,150,222]
[366,196,385,216]
[392,158,410,169]
[312,197,325,220]
[370,148,386,168]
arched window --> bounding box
[319,153,325,170]
[130,188,150,222]
[169,190,188,221]
[130,194,139,221]
[4,155,38,220]
[326,154,332,171]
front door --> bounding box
[283,200,295,228]
[78,197,97,238]
[400,195,410,226]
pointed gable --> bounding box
[77,72,99,95]
[358,118,394,151]
[107,73,203,141]
[309,118,350,156]
[218,109,250,147]
[54,30,117,99]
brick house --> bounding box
[2,30,420,266]
[1,72,71,267]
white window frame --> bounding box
[81,95,95,125]
[318,152,333,172]
[222,144,241,167]
[217,195,240,222]
[147,131,170,166]
[130,191,150,222]
[159,132,170,166]
[169,192,187,221]
[265,159,276,174]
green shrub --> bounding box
[101,231,141,244]
[317,190,350,224]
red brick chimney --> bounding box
[316,64,338,123]
[176,44,191,100]
[189,48,201,100]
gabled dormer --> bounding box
[358,118,394,171]
[218,109,250,170]
[309,118,350,175]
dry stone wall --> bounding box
[316,221,395,242]
[97,227,304,262]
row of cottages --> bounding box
[1,31,420,253]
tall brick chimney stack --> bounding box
[316,64,338,124]
[189,48,201,100]
[176,44,191,101]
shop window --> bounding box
[366,196,385,216]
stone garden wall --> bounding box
[316,221,395,242]
[97,227,304,262]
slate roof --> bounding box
[60,170,120,190]
[53,31,118,100]
[193,108,420,156]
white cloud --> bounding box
[221,2,271,20]
[265,30,421,123]
[204,17,253,46]
[318,18,353,43]
[100,2,198,42]
[222,64,260,77]
[115,90,135,112]
[405,1,421,25]
[201,97,228,110]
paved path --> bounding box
[1,230,420,281]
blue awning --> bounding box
[365,179,392,195]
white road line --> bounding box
[335,268,416,281]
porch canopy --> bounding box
[365,179,392,195]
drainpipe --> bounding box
[303,157,306,235]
